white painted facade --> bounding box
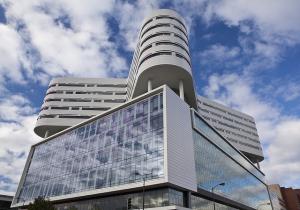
[165,87,197,192]
[197,95,263,162]
[35,77,127,137]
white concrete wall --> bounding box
[35,77,127,137]
[197,95,264,162]
[165,87,197,192]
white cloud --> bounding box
[195,1,300,187]
[1,0,128,86]
[169,0,300,45]
[1,0,299,85]
[0,24,26,86]
[0,116,40,195]
[171,0,300,76]
[113,0,160,51]
[262,119,300,186]
[203,73,300,187]
[0,95,35,121]
[199,44,241,70]
[275,82,300,102]
[0,94,41,195]
[200,44,240,61]
[203,0,300,43]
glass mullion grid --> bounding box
[18,93,164,204]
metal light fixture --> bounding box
[211,182,226,210]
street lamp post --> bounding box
[133,171,152,210]
[211,182,225,210]
[141,173,153,210]
[142,175,145,210]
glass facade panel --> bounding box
[269,190,281,210]
[193,112,264,180]
[193,131,271,208]
[54,188,184,210]
[191,195,238,210]
[16,93,164,205]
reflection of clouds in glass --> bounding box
[194,114,264,180]
[53,188,184,210]
[17,93,164,204]
[191,195,240,210]
[193,128,270,208]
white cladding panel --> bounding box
[197,95,264,162]
[165,87,197,192]
[35,77,127,137]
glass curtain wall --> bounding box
[55,188,184,210]
[191,195,238,210]
[192,112,271,209]
[193,112,264,180]
[15,93,164,205]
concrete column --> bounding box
[179,80,184,100]
[256,161,260,169]
[44,130,50,138]
[147,79,152,92]
[186,191,192,208]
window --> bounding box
[193,131,269,208]
[17,93,164,204]
[155,15,187,32]
[58,83,85,87]
[104,99,125,103]
[141,23,171,39]
[51,107,69,110]
[136,101,148,119]
[115,92,127,95]
[123,106,135,123]
[45,99,61,102]
[64,98,91,102]
[150,95,159,112]
[139,52,171,67]
[141,32,171,47]
[193,112,264,179]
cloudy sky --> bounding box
[0,0,300,195]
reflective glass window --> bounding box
[191,195,239,210]
[193,131,271,208]
[16,93,164,204]
[54,188,184,210]
[193,112,264,180]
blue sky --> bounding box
[0,0,300,195]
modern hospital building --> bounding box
[12,9,273,210]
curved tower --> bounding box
[127,9,197,108]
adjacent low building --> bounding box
[280,187,300,210]
[268,184,300,210]
[268,184,287,210]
